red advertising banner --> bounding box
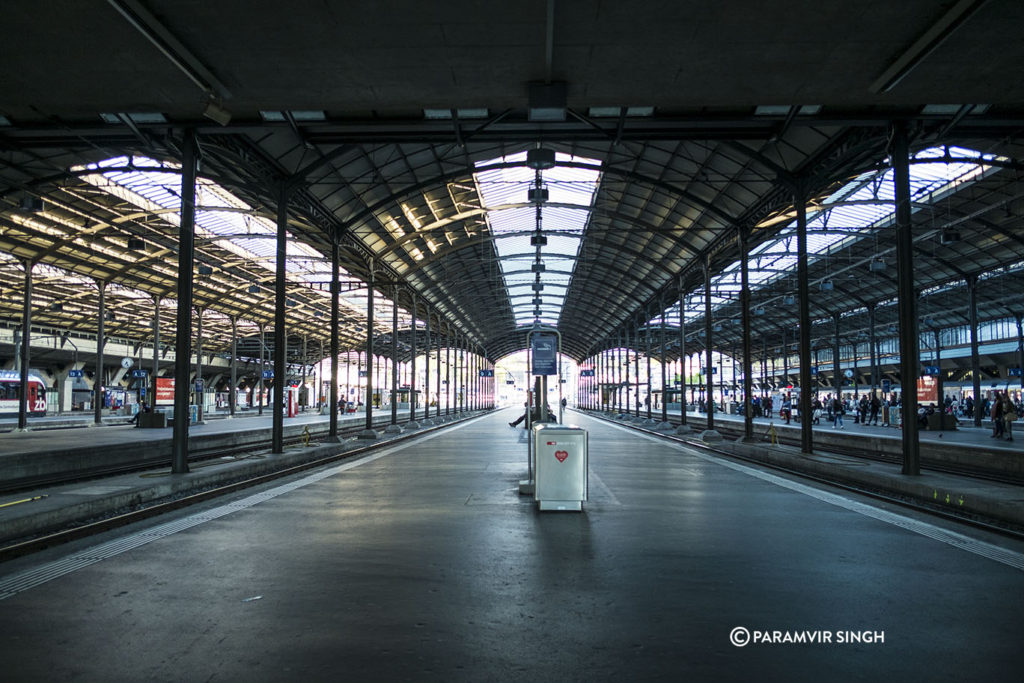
[155,377,175,406]
[916,376,937,404]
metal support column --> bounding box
[704,255,715,431]
[833,313,842,406]
[795,184,814,454]
[424,306,431,422]
[229,316,237,417]
[679,277,687,424]
[171,129,197,473]
[329,238,340,436]
[934,328,945,431]
[1017,314,1023,397]
[660,298,668,423]
[95,279,106,426]
[258,324,265,416]
[195,306,203,423]
[740,227,754,440]
[152,296,160,411]
[645,310,652,420]
[272,182,289,454]
[435,314,441,419]
[17,260,33,430]
[968,275,982,426]
[390,285,399,427]
[409,292,418,425]
[868,302,878,398]
[362,259,377,437]
[892,121,920,474]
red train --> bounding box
[0,371,47,417]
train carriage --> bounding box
[0,370,48,417]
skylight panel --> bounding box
[475,151,601,328]
[670,145,1002,328]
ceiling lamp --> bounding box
[940,229,961,244]
[202,96,232,126]
[527,83,567,122]
[526,147,557,169]
[868,258,886,272]
[783,295,796,305]
[819,280,834,291]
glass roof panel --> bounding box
[669,146,1003,325]
[73,155,399,326]
[475,151,601,329]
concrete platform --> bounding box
[598,408,1024,482]
[0,408,1021,680]
[0,410,461,490]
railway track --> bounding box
[0,411,488,561]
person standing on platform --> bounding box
[1001,394,1015,441]
[832,396,844,429]
[991,392,1005,438]
[781,394,792,425]
[869,394,881,425]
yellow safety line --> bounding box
[0,495,49,509]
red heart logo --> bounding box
[554,450,569,463]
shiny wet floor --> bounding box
[1,409,1021,681]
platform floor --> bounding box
[1,409,1022,680]
[0,409,430,458]
[613,405,1023,451]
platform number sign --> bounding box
[479,369,494,377]
[923,365,940,376]
[1010,368,1022,377]
[881,379,891,393]
[68,369,84,378]
[262,370,274,379]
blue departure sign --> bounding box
[531,333,558,376]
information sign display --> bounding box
[531,333,558,376]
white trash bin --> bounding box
[533,423,588,511]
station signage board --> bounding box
[131,369,148,378]
[194,379,204,393]
[262,370,274,379]
[531,333,558,376]
[922,365,940,376]
[881,379,891,393]
[155,377,175,406]
[580,369,595,377]
[68,369,84,378]
[1010,368,1022,377]
[358,370,368,378]
[479,369,494,377]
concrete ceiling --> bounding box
[2,0,1024,363]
